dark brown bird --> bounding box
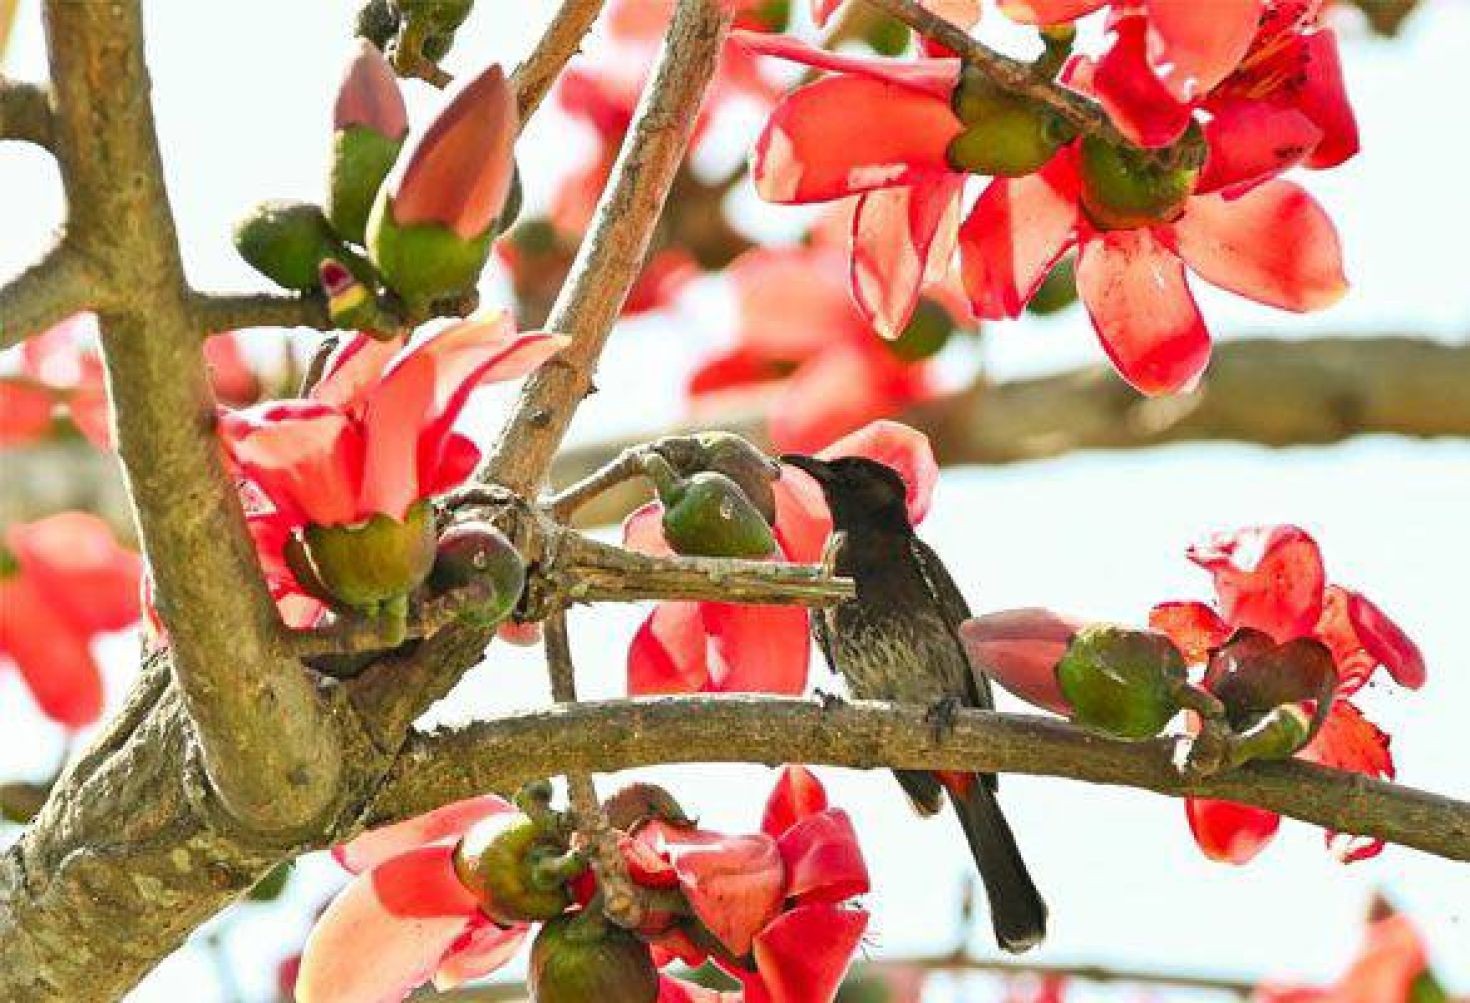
[781,453,1048,953]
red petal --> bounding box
[999,0,1106,22]
[7,512,141,634]
[753,76,961,204]
[628,603,713,695]
[203,333,261,407]
[777,809,870,904]
[314,334,405,414]
[1076,228,1212,395]
[332,794,514,874]
[744,904,868,1003]
[852,176,965,338]
[959,163,1081,320]
[818,418,940,524]
[730,247,862,360]
[295,845,481,1003]
[419,432,481,498]
[1187,525,1326,641]
[735,31,959,101]
[1174,182,1347,312]
[219,402,364,526]
[432,920,528,990]
[1198,100,1323,195]
[1070,18,1194,148]
[1293,30,1360,170]
[703,602,812,696]
[959,608,1080,714]
[1148,601,1230,664]
[659,977,741,1003]
[1144,0,1262,103]
[1184,798,1281,864]
[0,578,104,728]
[1300,701,1393,862]
[0,380,57,446]
[762,765,829,837]
[663,830,785,956]
[1346,590,1425,690]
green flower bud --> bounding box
[1055,624,1187,739]
[302,500,436,613]
[366,191,494,315]
[645,456,777,560]
[429,520,526,627]
[654,432,781,525]
[1079,135,1199,231]
[529,913,660,1003]
[234,200,354,292]
[453,812,574,925]
[328,126,405,246]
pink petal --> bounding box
[753,76,962,205]
[730,247,865,359]
[662,830,786,956]
[762,766,829,838]
[1148,601,1230,664]
[432,921,529,990]
[7,512,141,634]
[622,501,678,558]
[768,344,918,455]
[1184,798,1281,865]
[332,794,515,874]
[735,30,960,101]
[771,466,834,565]
[203,333,261,407]
[1198,100,1323,195]
[959,608,1080,715]
[1186,525,1326,641]
[0,380,59,446]
[1076,228,1212,396]
[1175,181,1347,312]
[296,845,482,1003]
[743,904,869,1003]
[703,602,813,696]
[776,809,870,904]
[818,418,939,524]
[1144,0,1263,103]
[959,163,1081,321]
[218,402,365,527]
[314,334,406,414]
[628,602,713,695]
[334,39,409,138]
[851,176,965,338]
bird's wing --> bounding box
[910,536,992,710]
[810,531,846,670]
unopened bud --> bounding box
[960,608,1083,716]
[328,41,409,244]
[234,200,352,292]
[529,913,660,1003]
[1055,624,1187,739]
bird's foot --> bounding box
[814,688,846,711]
[924,696,963,744]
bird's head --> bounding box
[780,454,912,533]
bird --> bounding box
[780,453,1048,953]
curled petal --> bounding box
[1148,601,1231,664]
[1184,798,1281,864]
[959,164,1081,320]
[659,977,740,1002]
[752,76,961,204]
[1145,0,1263,103]
[852,176,965,338]
[762,765,829,837]
[1186,524,1326,641]
[1301,702,1393,862]
[1174,182,1347,313]
[777,809,870,904]
[1345,591,1425,690]
[204,334,261,407]
[818,418,940,524]
[1076,228,1211,396]
[332,794,515,874]
[623,501,677,558]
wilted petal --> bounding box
[960,608,1081,715]
[1184,798,1281,864]
[1145,0,1262,103]
[1186,525,1326,641]
[628,602,713,695]
[1174,182,1347,312]
[851,176,964,338]
[762,765,830,837]
[332,794,515,874]
[777,809,870,904]
[296,846,481,1003]
[1076,228,1211,396]
[753,76,961,204]
[959,164,1081,320]
[1148,601,1231,664]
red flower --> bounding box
[0,313,109,448]
[960,145,1346,394]
[1150,525,1425,863]
[0,513,141,727]
[296,796,529,1003]
[688,246,940,453]
[626,420,938,698]
[1255,910,1435,1003]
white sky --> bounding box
[2,2,1468,1001]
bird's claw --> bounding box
[814,688,846,711]
[925,696,963,744]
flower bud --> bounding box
[453,812,574,925]
[429,520,526,626]
[234,200,353,291]
[529,912,660,1003]
[960,608,1083,715]
[1079,134,1199,231]
[646,455,777,560]
[327,41,409,245]
[367,62,517,311]
[301,500,436,613]
[653,431,782,525]
[1055,624,1187,739]
[318,260,394,338]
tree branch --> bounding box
[549,335,1470,526]
[481,0,737,497]
[510,0,608,122]
[374,697,1470,864]
[0,76,55,149]
[188,289,331,333]
[40,0,341,831]
[0,242,96,350]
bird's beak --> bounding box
[779,453,833,483]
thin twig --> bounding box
[481,0,737,497]
[545,446,649,521]
[0,76,55,149]
[375,697,1470,864]
[0,242,95,349]
[545,612,645,929]
[189,290,331,334]
[510,0,609,121]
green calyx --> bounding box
[645,455,777,560]
[301,500,437,614]
[327,126,405,246]
[1055,624,1187,739]
[947,68,1073,178]
[234,200,360,292]
[429,520,526,627]
[1078,135,1199,231]
[529,912,660,1003]
[453,812,575,926]
[366,190,494,316]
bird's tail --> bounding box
[947,777,1048,953]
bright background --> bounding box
[2,1,1468,1000]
